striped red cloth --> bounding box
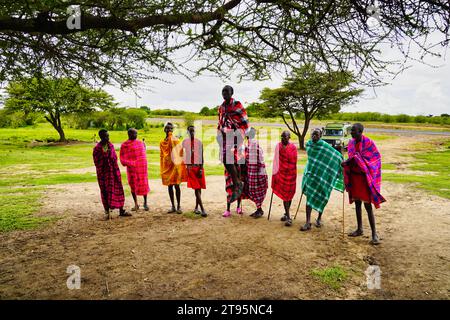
[343,136,386,208]
[93,142,125,210]
[271,142,298,201]
[120,139,150,196]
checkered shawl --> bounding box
[344,135,386,208]
[120,139,150,196]
[93,142,125,210]
[217,99,249,164]
[301,139,344,213]
[243,139,268,208]
[271,142,298,201]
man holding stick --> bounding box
[342,123,385,245]
[299,128,344,231]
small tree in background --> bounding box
[260,64,363,149]
[4,77,116,142]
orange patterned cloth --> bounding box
[160,132,187,186]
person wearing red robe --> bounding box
[271,131,298,226]
[120,128,150,212]
[182,125,207,217]
[93,129,131,219]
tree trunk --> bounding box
[299,116,311,150]
[45,113,67,142]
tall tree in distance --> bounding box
[4,78,116,142]
[260,64,363,149]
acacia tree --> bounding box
[0,1,448,87]
[4,78,116,142]
[260,64,363,149]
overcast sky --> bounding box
[105,51,450,116]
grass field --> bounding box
[383,139,450,199]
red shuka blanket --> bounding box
[343,135,386,208]
[120,139,150,196]
[93,142,125,210]
[271,142,298,201]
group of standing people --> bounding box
[93,85,386,245]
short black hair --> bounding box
[187,125,195,130]
[128,128,137,134]
[353,123,364,133]
[98,129,108,136]
[222,85,234,95]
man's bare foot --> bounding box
[131,205,139,211]
[348,229,364,237]
[315,218,322,228]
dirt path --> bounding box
[0,136,449,299]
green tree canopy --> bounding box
[260,64,363,149]
[4,77,116,141]
[0,1,448,87]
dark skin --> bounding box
[344,124,380,245]
[98,130,130,217]
[127,128,148,211]
[164,124,182,213]
[280,131,293,225]
[186,127,207,217]
[301,129,323,231]
[221,86,243,201]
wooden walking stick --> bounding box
[293,192,304,220]
[267,191,274,220]
[342,191,345,239]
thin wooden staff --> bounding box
[293,192,304,220]
[342,190,345,239]
[267,191,274,220]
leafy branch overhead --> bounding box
[0,0,449,87]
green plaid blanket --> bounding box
[301,139,344,213]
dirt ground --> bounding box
[0,136,449,299]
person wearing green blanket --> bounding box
[300,128,344,231]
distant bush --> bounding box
[65,108,148,130]
[198,106,218,116]
[149,109,186,116]
[325,112,450,125]
[0,109,43,127]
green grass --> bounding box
[311,265,348,290]
[0,187,57,232]
[383,139,450,199]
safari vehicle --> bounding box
[321,122,352,152]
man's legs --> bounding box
[282,200,292,226]
[175,184,182,213]
[143,195,149,211]
[364,202,380,244]
[168,185,176,212]
[195,189,207,217]
[131,192,138,210]
[225,163,242,202]
[349,200,364,236]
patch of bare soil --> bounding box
[0,136,449,299]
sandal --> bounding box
[131,205,140,212]
[167,207,177,214]
[370,234,381,245]
[223,210,231,218]
[194,209,201,215]
[176,207,183,214]
[300,223,312,231]
[143,204,149,211]
[119,211,132,217]
[236,207,243,215]
[201,211,208,217]
[348,229,364,237]
[280,214,288,222]
[315,218,322,228]
[254,211,264,219]
[284,217,293,227]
